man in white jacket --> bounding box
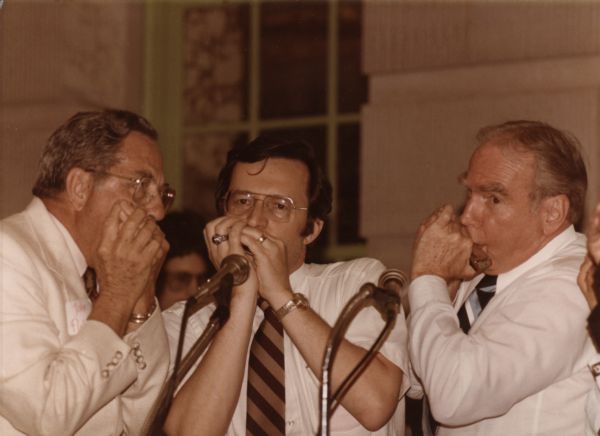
[0,109,172,435]
[408,120,596,435]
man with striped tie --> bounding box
[407,120,597,435]
[163,136,410,435]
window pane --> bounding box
[259,126,329,263]
[338,2,366,113]
[337,124,364,244]
[183,5,249,125]
[260,2,327,119]
[182,132,248,219]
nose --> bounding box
[459,197,478,228]
[143,183,166,220]
[246,199,268,228]
[145,193,166,221]
[185,277,200,297]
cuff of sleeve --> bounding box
[408,275,451,313]
[124,302,169,374]
[66,320,134,382]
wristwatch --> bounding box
[275,293,309,321]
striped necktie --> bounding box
[246,298,285,435]
[83,267,98,301]
[426,274,498,435]
[457,274,497,333]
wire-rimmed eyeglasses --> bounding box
[91,170,176,211]
[224,190,307,223]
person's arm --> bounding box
[89,202,169,337]
[240,229,404,431]
[578,256,600,348]
[0,203,169,435]
[278,302,403,430]
[409,273,589,425]
[163,217,259,436]
[408,205,590,425]
[578,203,600,345]
[119,306,170,432]
[0,243,142,434]
[163,285,257,436]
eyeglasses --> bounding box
[92,170,176,211]
[165,271,208,292]
[224,190,308,223]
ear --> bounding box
[540,194,569,235]
[303,218,324,246]
[65,168,94,211]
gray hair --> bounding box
[32,109,157,198]
[476,120,587,225]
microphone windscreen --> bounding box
[378,269,408,292]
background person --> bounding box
[157,209,215,310]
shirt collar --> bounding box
[289,263,309,288]
[496,225,579,292]
[48,212,88,277]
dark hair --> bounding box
[476,120,587,225]
[215,136,333,236]
[32,109,158,198]
[156,209,215,293]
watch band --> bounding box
[275,293,309,321]
[129,301,157,324]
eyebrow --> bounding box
[458,172,508,195]
[131,170,156,181]
[237,190,292,200]
[478,182,508,195]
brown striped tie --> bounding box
[246,298,285,435]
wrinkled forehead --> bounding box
[460,141,537,189]
[114,132,165,181]
[231,158,310,200]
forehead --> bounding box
[113,132,164,179]
[165,253,208,272]
[230,158,310,200]
[463,142,536,191]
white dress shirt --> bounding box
[408,225,597,435]
[163,257,410,435]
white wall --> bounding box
[0,1,144,218]
[362,1,600,272]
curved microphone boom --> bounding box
[318,267,408,435]
[378,268,408,290]
[194,254,250,301]
[142,254,250,435]
[370,268,408,317]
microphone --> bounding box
[371,269,408,317]
[194,254,251,301]
[378,269,408,293]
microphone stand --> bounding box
[143,274,234,436]
[318,282,400,436]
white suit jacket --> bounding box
[0,198,169,435]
